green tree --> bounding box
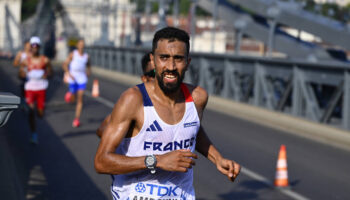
[21,0,40,21]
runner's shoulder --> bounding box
[16,51,23,57]
[183,83,208,104]
[116,86,144,109]
[41,55,50,63]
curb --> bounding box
[92,66,350,152]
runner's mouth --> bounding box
[163,73,178,83]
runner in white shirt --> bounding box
[95,27,241,200]
[19,36,52,144]
[62,39,91,127]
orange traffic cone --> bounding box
[92,79,99,97]
[274,144,289,187]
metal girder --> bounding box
[321,81,343,123]
[197,0,333,60]
[87,46,350,130]
[227,0,350,50]
[276,74,293,111]
[116,49,123,71]
[108,50,114,70]
[198,58,216,94]
[221,60,242,101]
[292,67,321,121]
[343,71,350,129]
[254,63,275,109]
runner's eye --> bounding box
[174,56,185,62]
[159,55,169,61]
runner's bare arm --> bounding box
[45,57,53,78]
[96,114,111,138]
[13,51,22,67]
[95,87,197,174]
[18,59,27,78]
[62,52,74,79]
[95,87,145,174]
[62,52,73,72]
[86,56,91,76]
[191,85,241,182]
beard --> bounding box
[156,69,185,95]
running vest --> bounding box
[20,52,28,62]
[68,50,89,84]
[25,56,48,91]
[111,83,200,200]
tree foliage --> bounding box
[21,0,39,21]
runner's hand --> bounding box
[216,157,240,182]
[69,73,75,80]
[156,149,198,172]
[86,68,91,76]
[64,72,75,80]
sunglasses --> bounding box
[31,44,40,48]
[144,69,155,78]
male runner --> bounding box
[13,40,31,97]
[95,27,240,200]
[19,36,52,144]
[140,51,155,83]
[96,51,155,138]
[62,39,91,127]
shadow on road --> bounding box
[218,180,266,199]
[61,129,98,139]
[0,60,107,199]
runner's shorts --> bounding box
[25,90,46,110]
[69,82,86,94]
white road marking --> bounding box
[241,167,309,200]
[85,91,310,200]
[85,91,115,108]
[26,165,48,199]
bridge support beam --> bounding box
[343,71,350,129]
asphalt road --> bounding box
[1,59,350,200]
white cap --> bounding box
[30,36,41,45]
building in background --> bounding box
[55,0,134,60]
[314,0,350,6]
[0,0,22,56]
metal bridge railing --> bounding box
[86,46,350,130]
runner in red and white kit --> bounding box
[19,36,52,144]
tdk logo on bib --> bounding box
[134,183,179,197]
[184,121,198,128]
[146,120,163,132]
[135,183,146,193]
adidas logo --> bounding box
[146,120,163,132]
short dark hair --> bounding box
[152,27,190,56]
[141,52,151,73]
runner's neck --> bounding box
[153,82,184,106]
[77,49,84,55]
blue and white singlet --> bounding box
[68,50,89,84]
[111,83,201,200]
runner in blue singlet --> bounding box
[95,27,241,200]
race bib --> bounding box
[27,70,44,80]
[128,182,182,200]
